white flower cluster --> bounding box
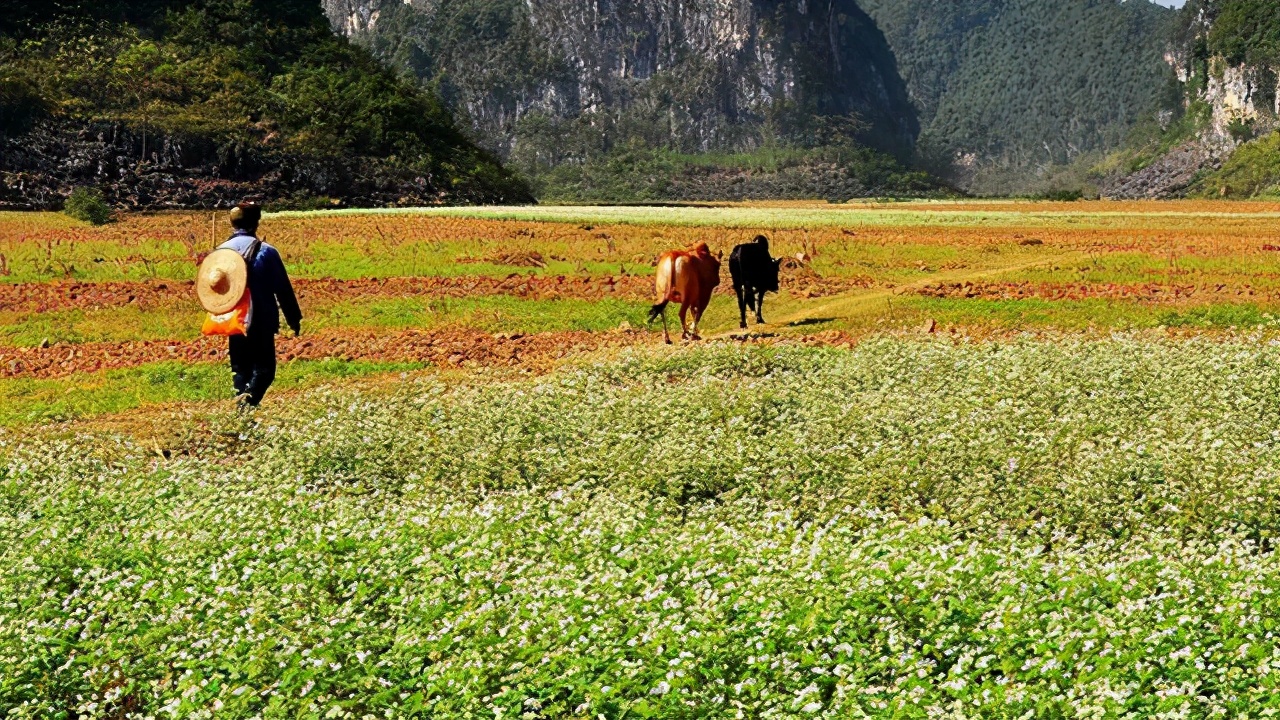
[5,336,1280,717]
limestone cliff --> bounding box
[1103,0,1280,199]
[1166,0,1278,143]
[323,0,919,163]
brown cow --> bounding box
[647,242,721,343]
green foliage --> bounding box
[1,0,531,203]
[857,0,1003,128]
[1228,116,1258,143]
[61,187,111,225]
[862,0,1176,187]
[903,296,1280,330]
[531,146,948,203]
[1192,130,1280,197]
[0,359,424,426]
[1207,0,1280,67]
[1030,188,1083,202]
[14,339,1280,713]
[0,71,46,135]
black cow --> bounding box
[729,235,781,329]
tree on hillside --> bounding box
[0,0,532,205]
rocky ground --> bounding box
[1099,141,1228,200]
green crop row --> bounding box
[270,203,1280,230]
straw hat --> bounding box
[196,249,248,314]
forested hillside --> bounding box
[0,0,532,209]
[861,0,1176,192]
[325,0,943,201]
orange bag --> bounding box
[201,292,254,336]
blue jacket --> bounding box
[220,231,302,336]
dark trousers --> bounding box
[228,331,277,406]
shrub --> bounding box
[1193,130,1280,198]
[1031,188,1084,201]
[62,187,113,225]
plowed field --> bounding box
[0,327,653,379]
[0,268,870,316]
[916,280,1271,303]
[5,201,1280,424]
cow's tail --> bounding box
[650,254,679,325]
[648,300,669,324]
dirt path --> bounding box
[749,251,1091,333]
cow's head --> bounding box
[764,257,781,292]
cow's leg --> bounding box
[691,303,705,340]
[755,289,767,324]
[660,306,672,344]
[734,285,748,329]
[679,302,692,341]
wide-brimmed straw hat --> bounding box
[196,249,248,314]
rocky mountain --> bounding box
[860,0,1177,192]
[324,0,920,169]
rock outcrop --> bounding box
[0,121,526,210]
[324,0,919,161]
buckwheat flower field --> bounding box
[7,337,1280,717]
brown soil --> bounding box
[783,269,878,298]
[1,270,872,314]
[456,250,547,267]
[0,274,656,313]
[916,281,1272,303]
[0,327,652,379]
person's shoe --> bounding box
[234,392,254,409]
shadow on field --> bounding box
[788,317,837,327]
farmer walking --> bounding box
[196,201,302,407]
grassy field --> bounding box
[7,201,1280,716]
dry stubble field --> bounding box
[9,201,1280,716]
